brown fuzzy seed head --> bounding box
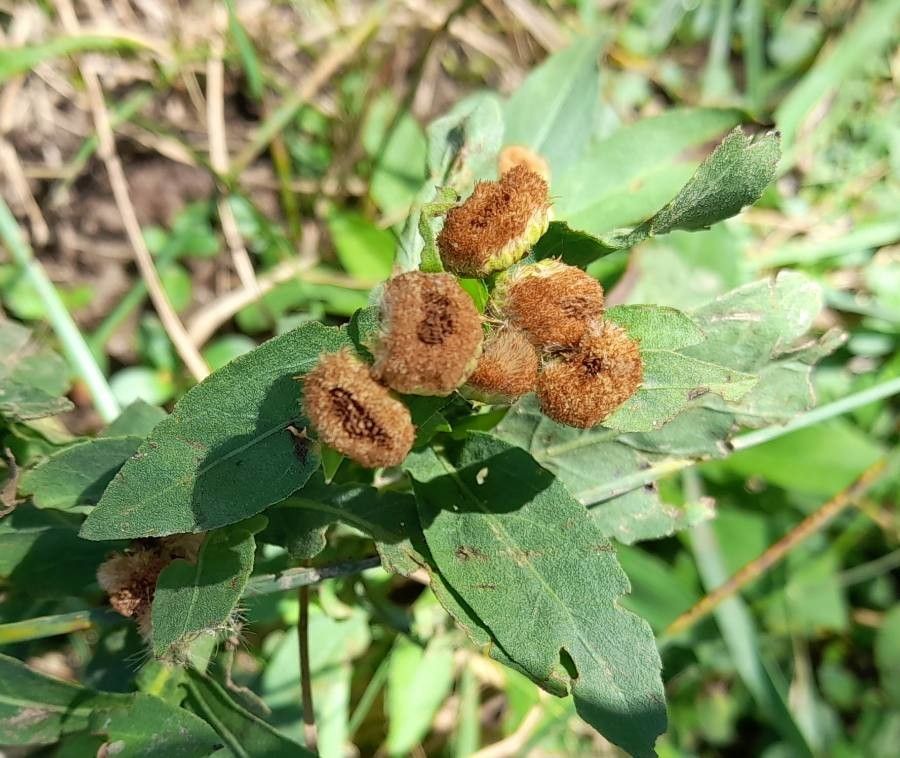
[97,547,168,619]
[303,348,415,468]
[498,145,551,182]
[372,272,483,396]
[437,165,551,276]
[466,328,539,403]
[499,260,605,349]
[537,322,642,428]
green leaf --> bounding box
[184,668,312,757]
[634,127,780,238]
[0,505,112,596]
[427,92,505,187]
[19,436,142,510]
[604,351,757,433]
[555,107,743,235]
[494,272,833,542]
[0,319,73,421]
[102,400,167,438]
[88,693,224,757]
[327,210,395,280]
[260,473,418,561]
[151,521,261,657]
[532,221,619,267]
[504,37,603,176]
[605,305,705,351]
[876,605,900,707]
[495,397,709,543]
[0,34,155,81]
[406,434,666,757]
[386,636,456,756]
[0,653,220,752]
[80,322,349,540]
[363,95,427,217]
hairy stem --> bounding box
[298,585,317,751]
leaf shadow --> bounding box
[187,373,316,532]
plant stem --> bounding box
[0,197,120,422]
[583,375,900,505]
[298,584,317,751]
[663,458,888,639]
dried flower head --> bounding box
[495,260,605,349]
[372,271,483,396]
[537,322,642,428]
[437,165,551,276]
[498,145,551,182]
[465,327,539,403]
[303,348,415,468]
[96,534,204,640]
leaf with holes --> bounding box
[406,434,666,757]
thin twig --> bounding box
[54,0,210,382]
[0,197,120,421]
[207,23,260,294]
[298,584,317,751]
[663,459,888,639]
[186,258,375,347]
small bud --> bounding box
[437,165,551,276]
[494,260,605,349]
[303,348,415,468]
[537,322,642,428]
[372,271,483,396]
[498,145,551,182]
[464,327,539,404]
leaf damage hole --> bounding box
[559,647,579,682]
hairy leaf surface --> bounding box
[407,434,666,757]
[151,520,262,657]
[81,323,348,540]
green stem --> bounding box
[0,609,109,645]
[739,0,764,111]
[583,375,900,505]
[0,197,120,422]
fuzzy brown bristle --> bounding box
[537,322,642,428]
[96,547,169,620]
[500,261,605,349]
[303,348,415,468]
[437,165,551,276]
[465,327,539,403]
[498,145,550,182]
[372,272,483,396]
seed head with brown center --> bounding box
[495,260,605,349]
[372,271,483,396]
[537,321,642,428]
[303,348,415,468]
[465,327,539,403]
[437,164,551,277]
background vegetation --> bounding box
[1,0,899,755]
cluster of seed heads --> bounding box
[302,152,642,468]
